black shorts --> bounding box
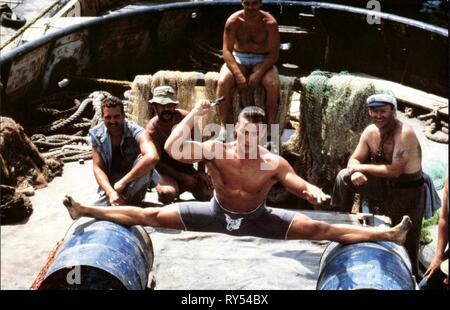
[177,197,297,240]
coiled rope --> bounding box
[28,91,112,162]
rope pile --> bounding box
[416,109,448,144]
[26,91,112,162]
[31,134,92,163]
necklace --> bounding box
[377,120,397,159]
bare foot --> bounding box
[63,195,82,220]
[390,215,413,245]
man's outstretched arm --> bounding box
[275,156,330,205]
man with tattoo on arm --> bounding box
[331,94,425,278]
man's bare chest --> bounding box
[213,160,273,190]
[236,24,268,45]
[111,136,122,148]
[368,137,395,162]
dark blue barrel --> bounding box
[317,241,417,290]
[39,218,153,290]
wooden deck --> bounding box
[0,159,390,290]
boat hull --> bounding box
[0,1,447,114]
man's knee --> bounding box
[289,215,329,239]
[217,68,235,90]
[193,187,213,202]
[336,168,350,185]
[261,73,280,91]
[158,192,177,204]
[308,220,331,237]
[330,168,354,212]
[142,207,162,227]
[157,186,178,204]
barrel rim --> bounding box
[39,265,128,290]
[65,219,153,267]
[44,243,146,290]
[319,241,411,274]
[316,242,416,290]
[44,219,153,290]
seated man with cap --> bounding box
[331,93,425,278]
[146,85,213,204]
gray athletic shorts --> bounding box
[177,197,297,240]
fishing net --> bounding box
[423,160,448,191]
[130,71,200,126]
[203,71,221,126]
[132,70,295,130]
[420,210,440,245]
[129,74,152,124]
[225,76,295,134]
[1,117,63,224]
[151,70,199,110]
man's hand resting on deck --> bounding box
[424,256,444,278]
[302,185,331,205]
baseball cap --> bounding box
[367,94,397,109]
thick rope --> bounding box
[29,99,93,134]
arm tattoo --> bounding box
[395,149,406,161]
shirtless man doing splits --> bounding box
[63,100,412,246]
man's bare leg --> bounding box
[155,174,180,204]
[287,212,412,245]
[63,195,184,230]
[216,64,236,139]
[259,66,280,126]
